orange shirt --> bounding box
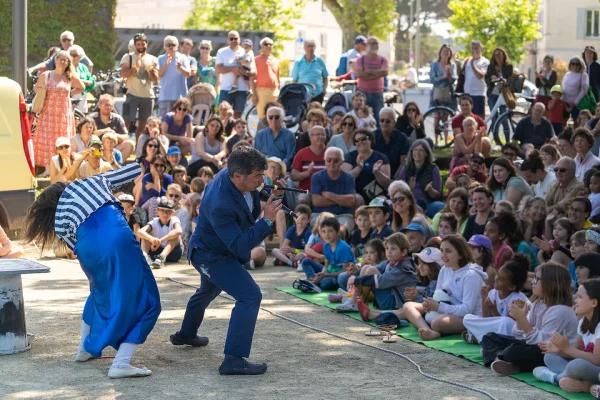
[255,54,280,89]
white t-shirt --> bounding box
[349,110,377,132]
[533,170,557,198]
[464,57,489,96]
[488,289,529,317]
[148,216,182,247]
[405,67,418,85]
[216,46,252,91]
[578,318,600,352]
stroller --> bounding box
[277,83,315,133]
[187,83,217,127]
[324,92,350,117]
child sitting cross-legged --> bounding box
[366,198,394,240]
[355,247,442,323]
[350,206,372,259]
[462,254,531,345]
[301,217,355,290]
[136,197,183,269]
[272,205,312,268]
[349,232,420,313]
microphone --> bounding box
[260,184,309,195]
[259,190,298,219]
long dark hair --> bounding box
[23,182,68,251]
[489,46,511,69]
[204,116,225,142]
[488,157,518,191]
[141,137,160,160]
[437,44,453,63]
[581,278,600,334]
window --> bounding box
[320,33,327,49]
[587,9,600,38]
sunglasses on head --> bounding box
[57,145,70,150]
[177,107,188,112]
[391,196,406,204]
[268,115,281,120]
[354,136,369,144]
[380,118,392,124]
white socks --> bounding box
[111,342,138,369]
[75,321,93,362]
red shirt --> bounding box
[548,99,567,124]
[451,113,486,133]
[291,146,326,190]
[449,164,488,184]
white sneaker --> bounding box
[296,264,304,272]
[244,260,255,270]
[108,365,152,379]
[75,350,94,362]
[151,255,164,269]
[337,288,349,296]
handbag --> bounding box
[501,87,516,109]
[362,179,386,202]
[455,58,469,93]
[433,86,452,104]
[578,88,597,113]
[31,72,48,113]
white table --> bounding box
[0,259,50,355]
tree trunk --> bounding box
[342,26,359,52]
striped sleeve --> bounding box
[102,163,141,190]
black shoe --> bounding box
[219,355,267,375]
[273,258,286,266]
[169,331,209,347]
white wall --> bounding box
[115,0,193,29]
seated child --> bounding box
[400,223,426,256]
[167,184,189,248]
[302,212,334,270]
[301,217,355,290]
[356,105,376,130]
[481,263,578,376]
[171,166,190,194]
[136,197,183,269]
[197,166,215,189]
[350,206,372,258]
[438,213,458,237]
[356,246,442,323]
[535,217,575,268]
[118,193,143,235]
[569,231,587,289]
[183,177,205,217]
[0,224,24,259]
[366,198,394,240]
[272,205,311,268]
[401,234,487,341]
[226,119,251,155]
[462,254,530,344]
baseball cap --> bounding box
[355,35,367,45]
[118,194,135,204]
[365,197,391,213]
[157,196,175,210]
[167,146,181,156]
[413,247,444,266]
[55,137,70,147]
[400,223,425,236]
[551,85,563,94]
[468,235,492,251]
[241,39,253,47]
[471,152,484,162]
[88,135,102,148]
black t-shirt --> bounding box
[370,224,394,240]
[351,228,373,256]
[90,112,128,135]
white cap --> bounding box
[55,137,70,147]
[413,247,443,266]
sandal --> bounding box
[365,328,397,336]
[461,330,479,345]
[356,297,371,322]
[378,324,398,343]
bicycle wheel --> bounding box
[492,110,527,145]
[73,108,86,123]
[243,105,260,138]
[422,106,456,147]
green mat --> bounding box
[276,287,593,400]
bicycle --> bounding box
[422,77,533,148]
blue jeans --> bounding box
[361,91,384,126]
[301,259,339,290]
[220,90,248,113]
[337,271,350,291]
[488,94,509,144]
[372,288,397,310]
[471,95,486,119]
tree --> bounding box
[184,0,305,54]
[0,0,117,76]
[322,0,397,50]
[448,0,541,63]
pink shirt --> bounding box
[356,55,388,93]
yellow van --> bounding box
[0,77,36,231]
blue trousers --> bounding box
[471,95,486,119]
[362,91,384,127]
[544,353,600,384]
[179,250,262,358]
[301,258,339,290]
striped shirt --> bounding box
[54,163,141,250]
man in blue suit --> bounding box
[170,146,283,375]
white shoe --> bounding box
[108,365,152,379]
[296,264,303,272]
[75,350,94,362]
[337,288,349,296]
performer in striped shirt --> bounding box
[24,163,161,379]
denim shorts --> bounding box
[220,90,248,112]
[373,288,397,310]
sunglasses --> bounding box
[325,158,341,163]
[391,196,406,204]
[177,107,188,112]
[166,43,177,48]
[61,38,72,42]
[341,122,355,127]
[354,137,369,144]
[148,144,159,149]
[70,53,78,57]
[268,115,281,120]
[229,37,239,41]
[406,108,417,113]
[168,194,181,199]
[554,167,572,173]
[200,46,210,50]
[56,145,70,150]
[263,43,273,47]
[380,119,392,123]
[154,163,166,168]
[532,275,542,285]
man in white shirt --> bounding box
[463,40,489,118]
[216,30,255,118]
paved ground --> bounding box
[0,249,561,400]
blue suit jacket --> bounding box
[187,168,272,265]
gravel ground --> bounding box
[0,251,561,400]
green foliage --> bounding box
[0,0,117,76]
[448,0,541,63]
[323,0,397,49]
[395,32,443,66]
[184,0,305,55]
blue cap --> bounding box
[400,223,425,236]
[355,35,367,44]
[468,235,492,251]
[167,146,181,156]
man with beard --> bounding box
[446,152,489,191]
[120,33,159,139]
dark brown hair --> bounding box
[537,263,573,307]
[488,157,519,191]
[441,234,473,268]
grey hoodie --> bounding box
[436,263,488,317]
[354,258,420,309]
